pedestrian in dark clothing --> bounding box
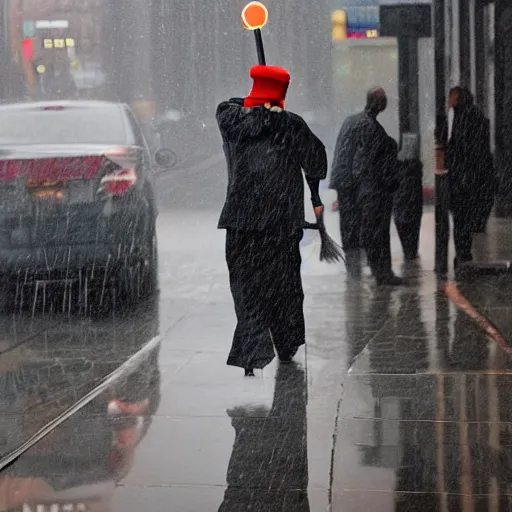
[330,87,402,285]
[445,86,495,266]
[216,65,327,376]
[393,157,424,260]
[359,134,401,284]
[329,113,364,253]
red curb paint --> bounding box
[443,281,512,355]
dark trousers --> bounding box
[452,207,473,262]
[225,229,305,369]
[474,194,494,232]
[361,200,393,278]
[336,189,361,251]
[395,219,421,259]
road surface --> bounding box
[0,155,510,511]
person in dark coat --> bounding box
[330,87,402,285]
[359,134,402,285]
[445,86,495,266]
[393,157,424,261]
[216,65,327,376]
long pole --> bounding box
[254,28,266,65]
[0,0,8,100]
[434,0,449,274]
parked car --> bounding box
[0,100,175,307]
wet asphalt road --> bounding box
[0,157,511,511]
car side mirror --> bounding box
[154,148,177,169]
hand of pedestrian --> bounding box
[314,204,324,218]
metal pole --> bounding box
[398,37,411,136]
[474,0,485,107]
[254,29,266,65]
[398,36,421,138]
[459,0,471,88]
[0,0,8,100]
[434,0,449,274]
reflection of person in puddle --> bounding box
[0,344,161,512]
[218,363,310,511]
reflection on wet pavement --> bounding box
[0,336,162,511]
[0,296,159,463]
[0,202,511,510]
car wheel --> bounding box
[113,217,158,308]
[0,274,20,313]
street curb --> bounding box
[455,261,512,279]
[0,334,162,471]
[444,282,512,355]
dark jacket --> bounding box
[358,135,400,218]
[216,101,327,234]
[329,111,390,193]
[359,135,399,248]
[393,158,424,225]
[446,101,494,200]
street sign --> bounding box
[379,4,432,38]
[344,6,380,38]
[35,20,69,29]
[42,38,75,49]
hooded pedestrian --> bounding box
[446,86,495,267]
[393,150,424,261]
[216,65,327,376]
[330,87,402,285]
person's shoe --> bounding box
[454,255,473,270]
[376,274,404,286]
[244,368,255,377]
[345,250,362,277]
[279,348,298,363]
[404,253,419,261]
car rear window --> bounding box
[0,105,127,145]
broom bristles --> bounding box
[319,228,345,263]
[304,216,345,264]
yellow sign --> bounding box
[36,64,46,74]
[366,29,378,38]
[331,10,347,41]
[42,38,75,49]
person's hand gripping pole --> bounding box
[241,2,269,65]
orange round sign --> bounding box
[241,2,268,30]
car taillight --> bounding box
[99,146,139,197]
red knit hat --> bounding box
[244,65,290,109]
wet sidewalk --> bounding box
[0,208,511,511]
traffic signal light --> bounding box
[22,39,34,61]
